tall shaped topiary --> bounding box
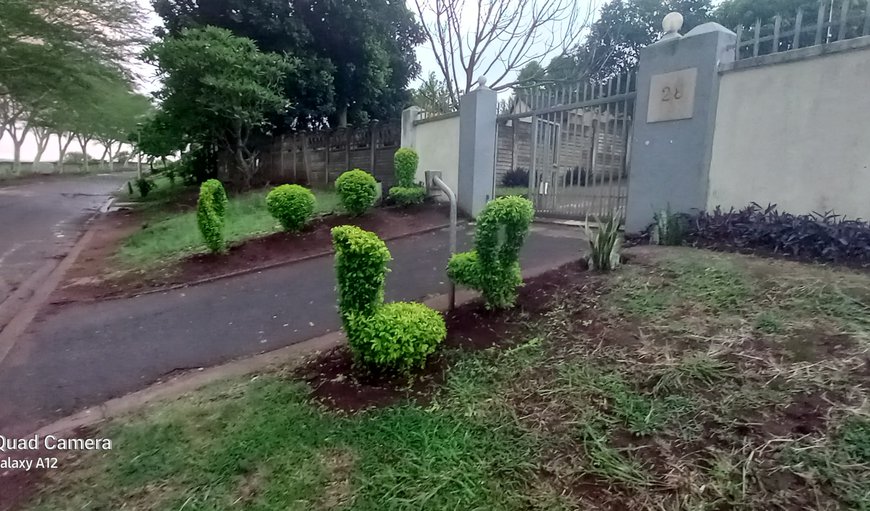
[448,196,535,308]
[389,147,426,206]
[393,147,419,187]
[197,179,229,253]
[332,225,447,372]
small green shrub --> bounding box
[586,214,622,271]
[135,177,155,198]
[332,225,446,371]
[448,196,534,309]
[388,185,426,207]
[196,179,228,253]
[346,302,447,372]
[266,184,316,232]
[393,147,419,187]
[335,169,377,216]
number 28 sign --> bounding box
[647,68,698,123]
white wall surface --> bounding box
[708,43,870,220]
[411,115,461,196]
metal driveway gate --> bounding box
[495,74,636,220]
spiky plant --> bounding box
[586,213,623,271]
[652,205,685,246]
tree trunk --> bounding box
[56,134,74,173]
[78,136,91,172]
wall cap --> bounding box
[720,35,870,73]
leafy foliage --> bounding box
[448,196,535,309]
[393,147,419,187]
[265,185,316,232]
[500,167,529,188]
[335,169,378,216]
[388,186,426,207]
[143,27,292,188]
[135,177,156,198]
[151,0,424,128]
[345,302,447,372]
[686,203,870,265]
[586,215,623,271]
[196,179,228,253]
[332,226,446,371]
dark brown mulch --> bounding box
[51,203,450,304]
[298,261,588,413]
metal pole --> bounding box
[432,176,457,310]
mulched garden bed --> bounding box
[51,203,451,303]
[297,260,590,413]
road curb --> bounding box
[28,256,578,438]
[53,221,457,305]
[0,196,115,366]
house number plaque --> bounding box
[647,68,697,123]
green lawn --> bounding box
[117,185,340,268]
[22,248,870,510]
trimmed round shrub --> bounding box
[196,179,228,253]
[346,302,447,372]
[448,195,534,308]
[388,185,426,207]
[393,147,419,187]
[266,184,316,232]
[332,224,446,372]
[335,169,377,216]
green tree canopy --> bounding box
[150,0,424,128]
[144,26,292,188]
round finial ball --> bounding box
[662,12,684,34]
[477,76,488,88]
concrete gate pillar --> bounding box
[625,15,736,233]
[457,81,498,217]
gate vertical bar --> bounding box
[793,8,803,49]
[838,0,850,41]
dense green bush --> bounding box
[345,302,447,372]
[393,147,419,187]
[500,167,529,187]
[266,184,315,232]
[196,179,228,253]
[388,185,426,206]
[135,177,155,197]
[448,196,534,308]
[332,225,446,371]
[335,169,377,216]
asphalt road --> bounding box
[0,223,584,435]
[0,173,131,308]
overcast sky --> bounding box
[1,0,598,162]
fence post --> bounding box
[457,80,498,217]
[624,15,736,233]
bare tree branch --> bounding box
[414,0,596,107]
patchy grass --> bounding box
[20,247,870,510]
[495,186,529,197]
[117,174,192,209]
[116,188,340,268]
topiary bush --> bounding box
[448,196,535,309]
[332,225,446,372]
[393,147,419,187]
[197,179,228,253]
[335,169,377,216]
[266,184,316,232]
[388,185,426,206]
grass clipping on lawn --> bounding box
[23,247,870,510]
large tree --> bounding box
[144,27,292,188]
[412,0,594,107]
[549,0,713,82]
[151,0,424,128]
